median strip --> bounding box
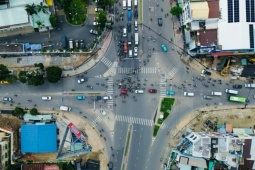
[121,124,133,170]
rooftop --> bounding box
[0,7,29,27]
[0,43,24,53]
[198,29,217,46]
[21,124,57,153]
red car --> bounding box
[123,42,128,54]
[148,89,157,93]
[121,89,127,94]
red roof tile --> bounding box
[208,1,219,18]
[199,29,217,46]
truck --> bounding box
[225,89,238,95]
[127,0,132,10]
[211,92,222,96]
[60,106,72,112]
[123,0,127,10]
[135,33,139,46]
[69,39,74,49]
[128,33,132,45]
[61,35,67,48]
[245,84,255,88]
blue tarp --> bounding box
[24,43,42,50]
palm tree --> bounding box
[25,3,37,15]
[36,21,45,29]
[37,2,49,14]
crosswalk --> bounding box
[160,123,168,129]
[107,77,114,109]
[91,116,102,127]
[115,115,154,126]
[160,77,166,97]
[117,67,157,74]
[101,57,113,68]
[168,67,178,78]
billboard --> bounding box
[68,123,82,138]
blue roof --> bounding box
[21,124,57,153]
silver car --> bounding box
[134,47,138,56]
[3,97,12,102]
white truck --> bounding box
[123,0,127,10]
[60,106,72,111]
[245,84,255,88]
[135,33,139,46]
[127,0,132,10]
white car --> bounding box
[42,96,52,100]
[95,8,103,12]
[93,22,98,26]
[103,96,112,100]
[90,29,98,35]
[134,47,138,56]
[3,97,12,102]
[78,79,85,84]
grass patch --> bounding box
[157,119,163,124]
[153,125,160,137]
[160,98,175,120]
[124,131,131,156]
[139,0,142,24]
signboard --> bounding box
[68,123,82,138]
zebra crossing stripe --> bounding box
[101,57,112,68]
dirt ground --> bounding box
[0,114,22,151]
[169,106,255,147]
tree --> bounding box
[98,10,107,29]
[25,3,37,15]
[19,71,28,83]
[36,20,45,29]
[34,63,44,70]
[49,14,59,28]
[0,64,10,80]
[27,74,44,86]
[30,108,39,115]
[12,107,26,117]
[46,66,62,83]
[170,6,182,16]
[37,2,49,13]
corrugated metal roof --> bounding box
[21,124,57,153]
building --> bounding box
[0,0,51,31]
[181,0,255,57]
[21,124,57,153]
[172,131,255,169]
[0,127,14,169]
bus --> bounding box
[228,96,246,103]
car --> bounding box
[134,20,138,31]
[134,9,138,19]
[75,40,79,48]
[134,47,138,56]
[161,44,168,52]
[90,96,102,100]
[3,97,12,102]
[201,69,211,76]
[123,28,127,37]
[158,17,163,26]
[135,90,144,93]
[127,23,131,32]
[128,11,132,21]
[90,29,98,35]
[95,7,103,12]
[42,96,52,100]
[93,22,99,26]
[233,84,242,89]
[0,80,9,84]
[166,90,175,95]
[203,95,212,100]
[109,162,113,170]
[184,92,194,96]
[77,96,86,100]
[78,78,88,84]
[121,89,127,94]
[123,42,128,53]
[80,40,85,48]
[103,96,112,100]
[148,89,157,93]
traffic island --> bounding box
[153,98,175,137]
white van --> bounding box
[225,89,238,95]
[135,90,144,94]
[123,28,127,37]
[245,84,255,88]
[60,106,71,111]
[123,0,127,10]
[42,96,52,100]
[129,50,133,58]
[103,96,112,100]
[184,92,194,97]
[211,92,222,96]
[127,0,132,10]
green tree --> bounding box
[6,75,17,83]
[25,3,37,15]
[30,108,39,115]
[19,71,28,83]
[97,0,114,9]
[46,66,62,83]
[36,20,45,29]
[0,64,10,80]
[98,10,107,29]
[27,74,44,86]
[37,2,48,14]
[12,107,26,117]
[49,14,59,28]
[34,63,44,70]
[170,6,182,16]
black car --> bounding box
[80,40,85,48]
[108,162,113,170]
[158,17,163,26]
[233,84,242,89]
[134,9,138,19]
[127,23,131,32]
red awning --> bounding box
[211,52,234,57]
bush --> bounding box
[49,14,59,28]
[153,125,160,137]
[160,98,175,120]
[157,119,163,124]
